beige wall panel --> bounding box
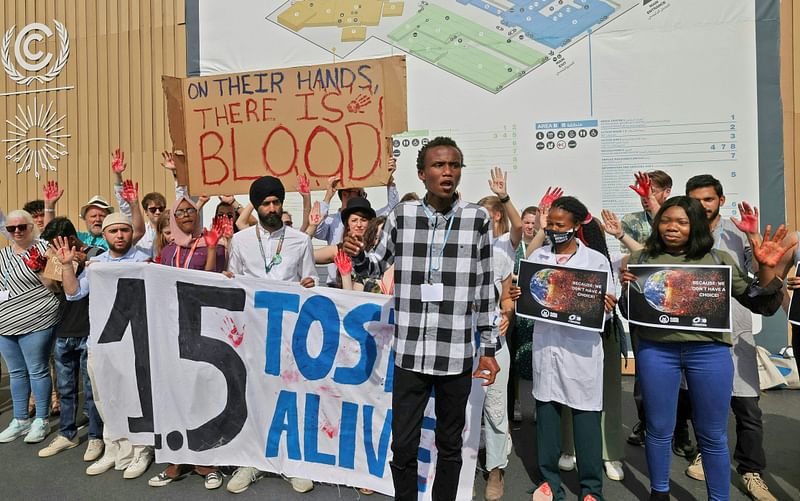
[0,0,185,231]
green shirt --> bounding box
[627,249,751,346]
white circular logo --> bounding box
[658,315,670,324]
[541,309,551,318]
[2,20,70,85]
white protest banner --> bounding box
[88,262,485,498]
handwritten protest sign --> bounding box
[88,263,483,499]
[162,56,407,196]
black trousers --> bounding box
[390,366,472,501]
[731,396,766,474]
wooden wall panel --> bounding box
[0,0,185,225]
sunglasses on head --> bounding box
[5,224,28,233]
[147,206,166,214]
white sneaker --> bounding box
[288,476,314,493]
[123,449,153,479]
[204,471,223,490]
[0,418,31,443]
[604,460,625,481]
[226,467,264,494]
[83,439,104,462]
[558,453,576,471]
[23,418,50,443]
[86,452,116,476]
[38,434,78,457]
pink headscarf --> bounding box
[169,196,206,248]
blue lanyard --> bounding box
[422,202,456,274]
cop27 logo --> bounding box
[2,20,70,85]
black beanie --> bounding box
[249,176,285,207]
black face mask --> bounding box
[544,228,576,246]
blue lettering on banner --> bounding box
[338,402,359,469]
[304,393,336,465]
[254,291,299,376]
[266,390,301,460]
[334,304,380,385]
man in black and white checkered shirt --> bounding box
[345,136,500,501]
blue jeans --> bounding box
[637,338,733,501]
[0,328,54,420]
[54,337,103,440]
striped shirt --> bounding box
[353,197,498,376]
[0,242,61,336]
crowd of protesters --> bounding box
[0,139,797,501]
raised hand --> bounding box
[600,209,624,239]
[196,195,210,209]
[22,246,48,272]
[52,236,76,266]
[487,166,508,199]
[111,149,127,174]
[325,175,341,201]
[42,180,63,203]
[334,248,353,275]
[219,195,236,205]
[204,217,224,247]
[161,151,176,171]
[731,201,759,236]
[629,171,651,198]
[387,156,397,185]
[121,180,139,202]
[538,186,563,210]
[752,224,794,268]
[297,174,311,195]
[308,201,322,227]
[221,216,234,239]
[342,233,365,257]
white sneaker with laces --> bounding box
[558,453,576,472]
[23,418,50,443]
[123,448,153,479]
[289,476,314,493]
[86,452,116,476]
[226,467,264,494]
[205,471,223,490]
[0,418,31,443]
[83,439,104,462]
[38,434,78,457]
[604,460,625,481]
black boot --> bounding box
[649,490,670,500]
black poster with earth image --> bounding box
[516,260,608,332]
[627,264,732,332]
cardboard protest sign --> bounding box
[788,262,800,326]
[163,56,407,196]
[516,260,609,331]
[41,248,78,282]
[627,264,732,332]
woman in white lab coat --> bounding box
[529,196,616,501]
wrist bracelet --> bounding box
[44,208,55,213]
[616,232,625,240]
[499,195,510,204]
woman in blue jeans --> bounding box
[620,197,789,501]
[0,209,61,444]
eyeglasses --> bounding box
[5,224,28,233]
[147,206,166,214]
[173,208,198,218]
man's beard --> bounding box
[707,207,720,222]
[259,212,282,229]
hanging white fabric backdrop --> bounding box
[87,262,485,498]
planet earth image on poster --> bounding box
[643,269,682,313]
[530,268,563,311]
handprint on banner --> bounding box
[223,316,245,348]
[347,94,372,114]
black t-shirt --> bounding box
[55,246,103,337]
